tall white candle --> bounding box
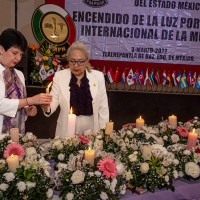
[67,107,76,138]
[6,154,19,172]
[105,121,114,135]
[136,116,145,129]
[10,128,19,143]
[168,115,177,129]
[46,81,52,112]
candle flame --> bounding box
[70,107,73,114]
[140,116,141,119]
[193,128,196,133]
[47,81,53,88]
[88,147,91,152]
[11,154,14,158]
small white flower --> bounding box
[3,172,15,182]
[56,143,64,150]
[126,130,134,138]
[88,172,94,177]
[165,175,169,182]
[171,134,180,143]
[66,192,74,200]
[128,154,137,162]
[0,159,6,165]
[173,170,178,179]
[100,191,108,200]
[104,180,110,188]
[94,171,101,177]
[179,171,184,177]
[53,139,62,146]
[116,163,125,175]
[17,181,26,192]
[173,159,179,165]
[46,188,53,198]
[185,162,200,178]
[58,153,65,161]
[120,184,126,195]
[163,136,168,141]
[26,147,37,156]
[140,163,149,174]
[0,183,8,191]
[183,150,191,156]
[26,181,36,189]
[124,170,133,181]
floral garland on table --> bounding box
[0,132,53,200]
[54,151,126,200]
[29,43,61,85]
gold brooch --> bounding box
[93,83,96,87]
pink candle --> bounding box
[187,129,198,150]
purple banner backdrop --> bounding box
[65,0,200,65]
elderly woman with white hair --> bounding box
[42,41,109,138]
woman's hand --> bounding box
[28,93,52,105]
[25,105,37,116]
[40,104,50,113]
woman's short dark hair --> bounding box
[0,28,27,52]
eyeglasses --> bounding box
[68,59,87,66]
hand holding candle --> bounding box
[84,147,95,166]
[10,128,19,143]
[136,116,145,129]
[168,115,177,129]
[105,121,114,135]
[6,154,19,172]
[67,107,76,138]
[46,81,53,112]
[187,129,198,150]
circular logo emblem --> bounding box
[82,0,108,8]
[32,4,76,60]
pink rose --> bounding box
[36,61,39,66]
[177,126,189,137]
[38,57,42,61]
[35,56,39,61]
[78,134,90,144]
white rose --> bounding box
[94,139,103,149]
[128,154,137,162]
[58,153,65,161]
[116,163,125,175]
[133,128,138,133]
[126,130,134,138]
[54,139,62,147]
[179,171,184,177]
[17,181,26,192]
[66,192,74,200]
[56,143,64,150]
[46,188,53,198]
[140,163,149,174]
[0,159,5,165]
[26,181,36,189]
[71,170,85,184]
[171,134,180,143]
[163,136,168,141]
[100,191,108,200]
[185,162,200,178]
[0,183,8,191]
[26,147,37,156]
[173,159,179,165]
[3,172,15,182]
[165,175,169,182]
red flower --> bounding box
[177,126,189,137]
[78,134,90,144]
[195,148,200,154]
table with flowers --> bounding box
[1,116,200,200]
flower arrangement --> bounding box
[29,43,61,85]
[54,151,126,200]
[0,132,53,200]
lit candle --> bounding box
[187,129,198,150]
[136,116,145,129]
[84,147,95,166]
[6,154,19,172]
[46,81,52,112]
[10,128,19,143]
[67,107,76,138]
[168,115,177,129]
[105,121,114,135]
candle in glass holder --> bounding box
[84,147,95,166]
[105,121,114,135]
[168,115,177,129]
[136,116,145,129]
[67,107,76,138]
[10,128,19,143]
[6,154,19,172]
[46,81,53,112]
[187,129,198,150]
